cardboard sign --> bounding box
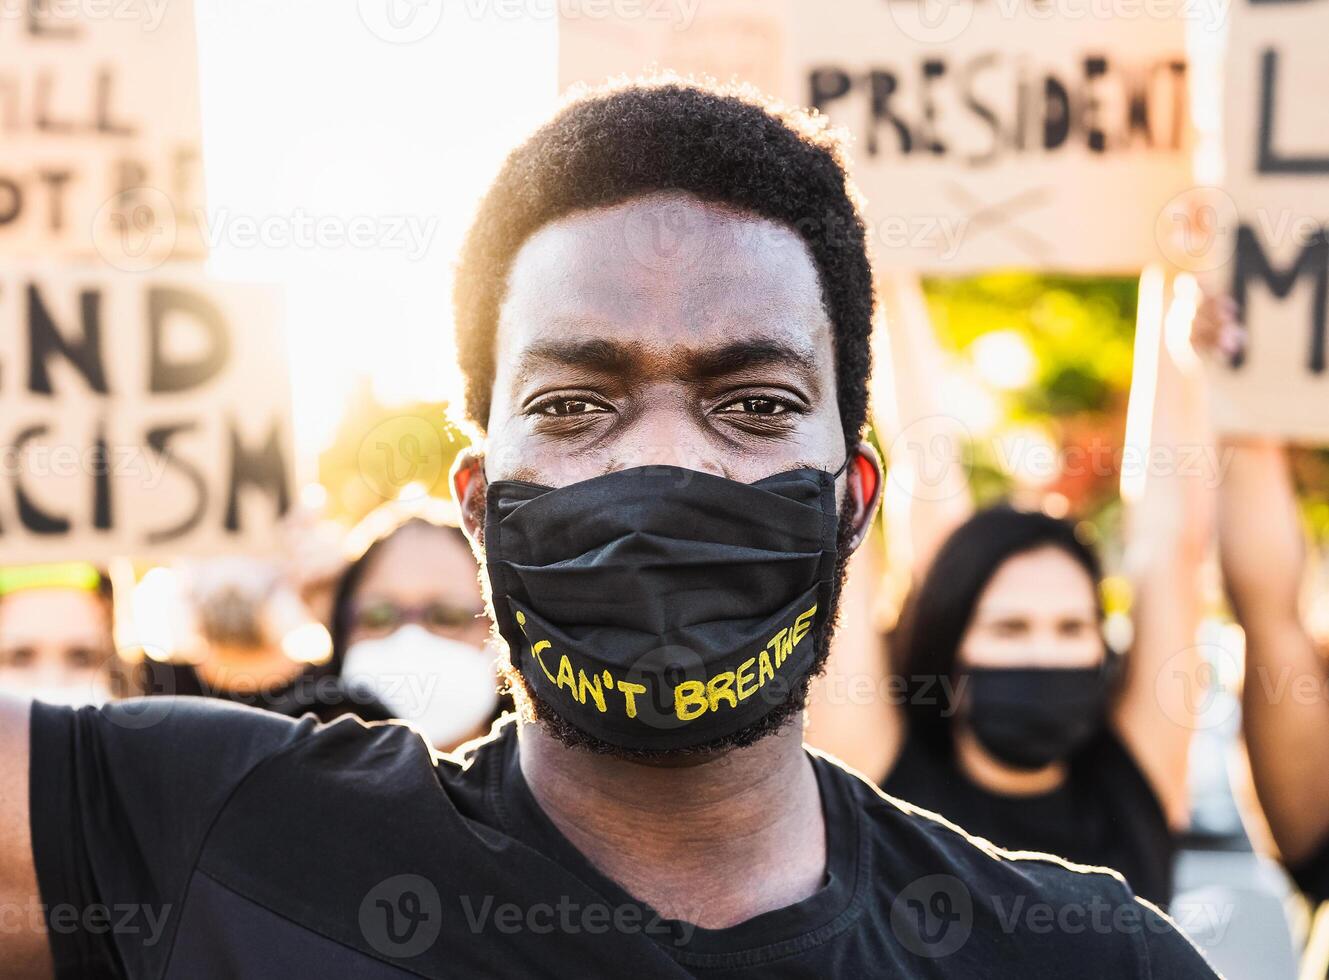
[0,0,206,266]
[558,0,1193,273]
[557,0,791,101]
[0,268,293,564]
[1207,0,1329,441]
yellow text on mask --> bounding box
[516,610,649,717]
[672,603,817,722]
[513,603,817,724]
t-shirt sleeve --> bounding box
[1134,896,1222,979]
[28,697,317,978]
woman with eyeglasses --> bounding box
[329,502,503,751]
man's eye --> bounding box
[718,397,789,416]
[536,398,609,417]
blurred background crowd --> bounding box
[7,0,1329,977]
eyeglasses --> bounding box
[348,599,484,635]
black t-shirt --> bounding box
[136,659,393,725]
[882,729,1175,909]
[28,698,1216,978]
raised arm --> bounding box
[876,270,974,582]
[1223,439,1329,863]
[806,272,968,777]
[1112,272,1211,829]
[1185,288,1329,863]
[0,694,52,979]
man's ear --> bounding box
[451,447,487,548]
[844,441,883,553]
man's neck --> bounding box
[517,715,826,930]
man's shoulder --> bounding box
[817,746,1134,890]
[814,749,1217,974]
[39,695,448,801]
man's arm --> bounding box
[1222,439,1329,865]
[0,694,52,980]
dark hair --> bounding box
[894,505,1105,752]
[328,517,472,672]
[453,77,875,452]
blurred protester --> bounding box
[331,500,502,751]
[0,564,127,705]
[138,556,390,724]
[809,273,1210,907]
[1193,292,1329,911]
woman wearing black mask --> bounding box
[884,507,1174,902]
[807,273,1209,909]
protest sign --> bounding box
[1207,0,1329,441]
[0,267,292,563]
[558,0,1193,272]
[0,0,206,267]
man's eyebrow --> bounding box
[513,338,647,387]
[511,336,821,389]
[683,339,819,385]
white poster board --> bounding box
[558,0,1193,273]
[0,0,206,266]
[0,267,293,564]
[1207,0,1329,441]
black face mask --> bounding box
[484,462,846,752]
[962,666,1109,771]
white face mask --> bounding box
[341,624,499,749]
[5,674,113,708]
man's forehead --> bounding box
[494,194,833,375]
